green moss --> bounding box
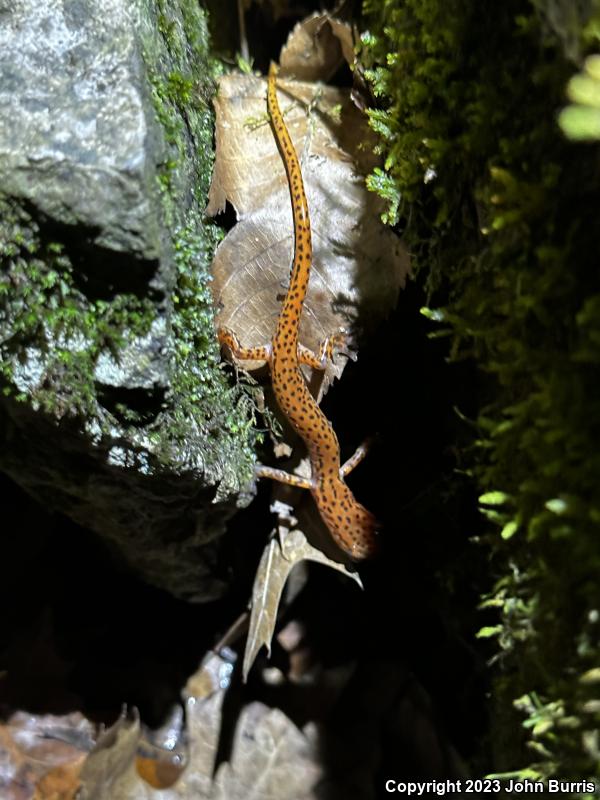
[560,20,600,140]
[0,199,155,420]
[139,0,256,494]
[361,0,600,784]
[0,0,255,497]
[152,212,257,491]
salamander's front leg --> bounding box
[255,465,312,489]
[217,327,271,364]
[297,330,356,370]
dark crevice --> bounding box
[24,202,162,302]
[212,199,237,234]
[95,383,167,427]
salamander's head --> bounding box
[316,482,380,561]
[342,502,380,560]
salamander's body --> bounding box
[218,63,378,560]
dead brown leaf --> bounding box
[208,72,409,379]
[178,651,231,798]
[279,13,356,82]
[243,500,363,682]
[33,759,84,800]
[78,712,141,799]
[72,650,324,799]
[134,706,187,790]
[1,647,352,799]
[0,712,93,800]
[0,574,361,800]
[211,704,322,799]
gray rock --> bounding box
[0,0,162,258]
[0,0,256,601]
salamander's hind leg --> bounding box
[217,327,271,364]
[340,439,370,477]
[255,465,312,489]
[297,330,356,370]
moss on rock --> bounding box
[0,0,256,498]
[0,0,256,599]
[138,0,256,495]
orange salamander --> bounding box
[218,63,378,559]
